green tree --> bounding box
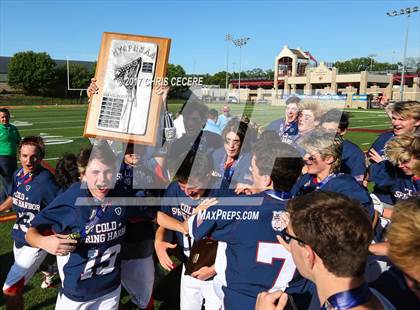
[405,57,420,73]
[8,51,56,95]
[52,63,92,98]
[66,63,92,89]
[167,63,188,98]
[333,57,397,73]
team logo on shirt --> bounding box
[271,211,289,231]
[115,207,122,216]
[25,185,31,191]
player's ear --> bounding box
[324,155,335,166]
[304,245,316,270]
[263,175,272,187]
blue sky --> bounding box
[1,0,419,74]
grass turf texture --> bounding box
[0,102,391,309]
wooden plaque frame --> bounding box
[84,32,171,145]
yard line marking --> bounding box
[27,119,85,125]
[44,157,60,161]
[349,123,392,129]
[19,126,85,132]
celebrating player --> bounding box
[264,96,300,144]
[368,101,420,204]
[157,151,224,310]
[188,139,313,310]
[371,134,420,204]
[212,118,253,190]
[320,109,366,183]
[292,131,374,219]
[1,136,60,310]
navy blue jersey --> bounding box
[31,182,128,302]
[341,139,366,182]
[291,174,374,219]
[212,148,252,190]
[10,167,59,247]
[370,161,419,204]
[189,191,310,310]
[116,161,160,251]
[161,180,228,260]
[368,131,395,203]
[264,118,299,145]
[369,131,394,157]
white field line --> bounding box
[44,157,60,161]
[344,110,387,114]
[349,123,392,129]
[17,119,85,125]
[14,116,84,121]
[350,116,389,120]
[19,126,85,132]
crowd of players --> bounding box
[0,91,419,310]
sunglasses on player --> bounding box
[279,229,306,245]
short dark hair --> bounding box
[320,109,350,131]
[182,101,209,122]
[209,109,218,119]
[286,191,373,277]
[252,140,303,192]
[55,153,79,189]
[0,108,10,117]
[19,136,45,159]
[174,151,212,184]
[286,96,301,105]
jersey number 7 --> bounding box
[256,241,296,292]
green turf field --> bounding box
[0,102,391,309]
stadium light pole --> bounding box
[225,34,233,92]
[232,37,250,102]
[367,53,377,71]
[386,6,419,100]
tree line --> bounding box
[6,51,419,97]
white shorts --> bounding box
[180,265,221,310]
[55,285,121,310]
[121,255,154,308]
[3,243,47,295]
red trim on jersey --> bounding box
[41,160,56,174]
[154,164,167,183]
[145,295,154,310]
[412,176,420,181]
[3,277,25,295]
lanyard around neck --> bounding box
[264,189,291,200]
[321,283,372,310]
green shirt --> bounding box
[0,123,21,156]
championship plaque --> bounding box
[84,32,171,145]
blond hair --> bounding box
[298,100,324,121]
[391,101,420,121]
[387,198,420,276]
[385,134,420,165]
[299,130,342,173]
